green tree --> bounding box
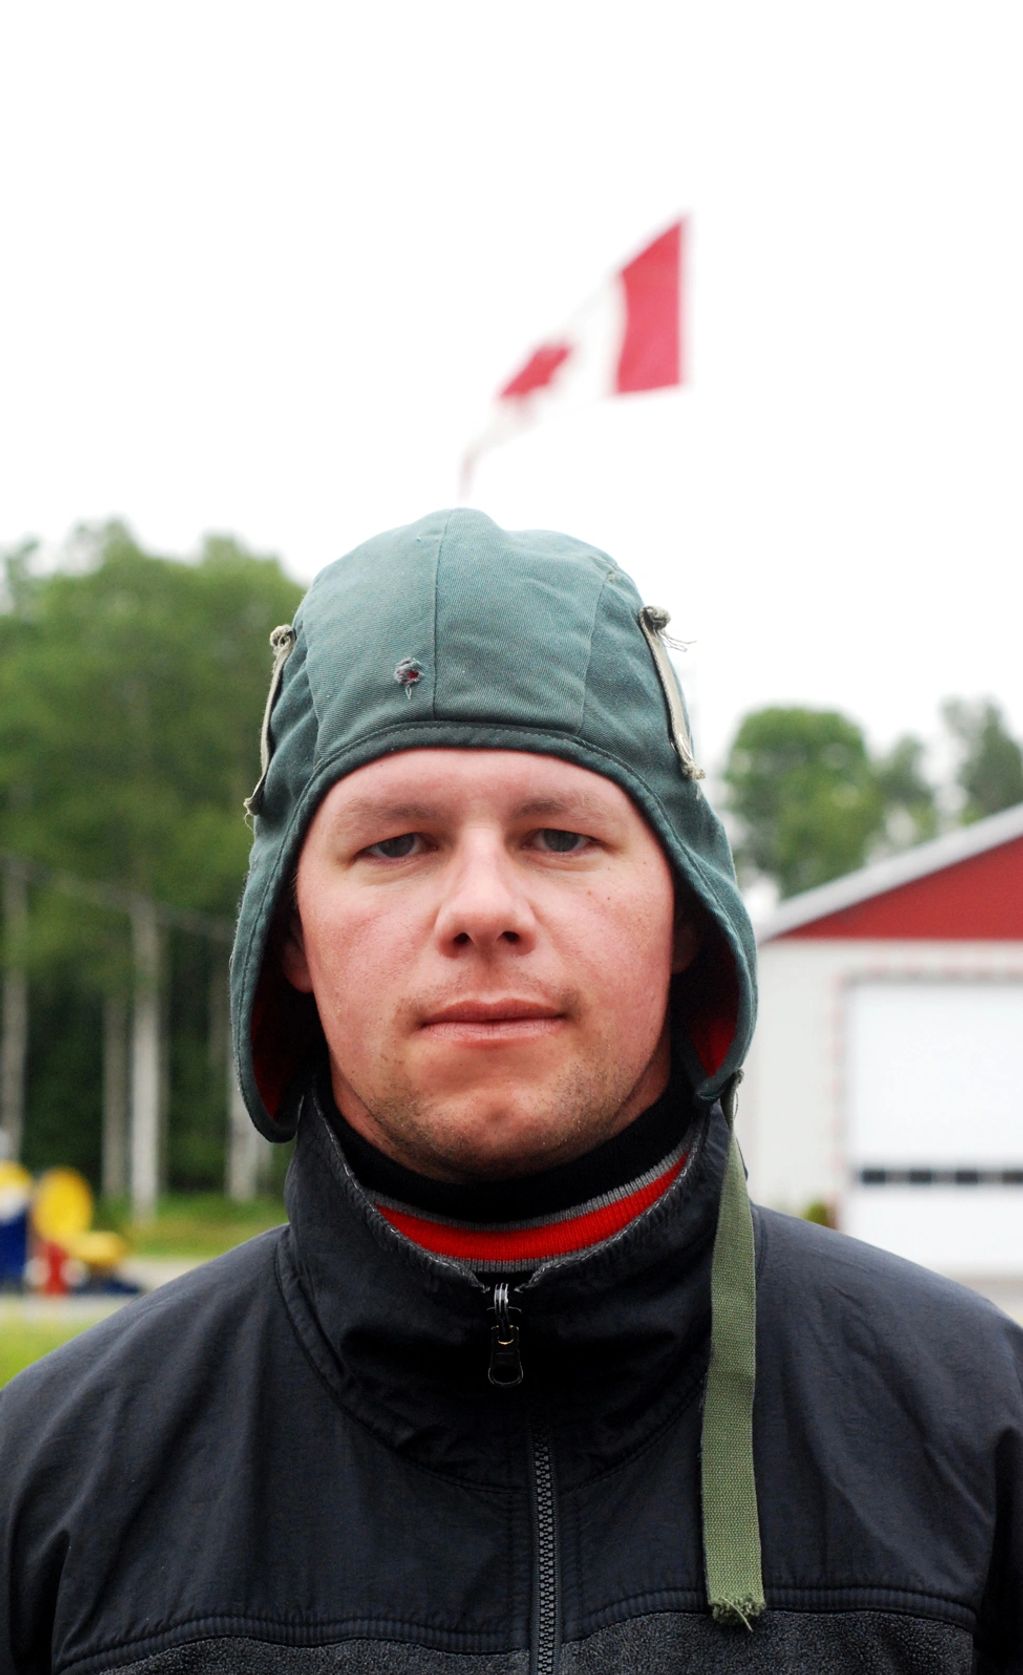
[0,523,303,1182]
[723,708,888,898]
[1,522,301,911]
[873,734,940,851]
[941,698,1023,823]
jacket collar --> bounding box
[278,1076,731,1483]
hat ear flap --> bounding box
[672,898,702,975]
[249,909,321,1129]
[672,923,739,1083]
[280,907,313,995]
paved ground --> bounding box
[2,1257,205,1327]
[120,1255,206,1290]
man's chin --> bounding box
[388,1098,618,1184]
[333,1058,643,1182]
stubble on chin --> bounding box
[335,1056,664,1184]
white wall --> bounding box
[742,938,1023,1234]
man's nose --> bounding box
[433,839,538,953]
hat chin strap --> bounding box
[700,1070,766,1628]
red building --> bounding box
[744,803,1023,1290]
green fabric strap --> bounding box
[700,1109,765,1629]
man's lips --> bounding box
[422,1000,563,1024]
[418,999,565,1042]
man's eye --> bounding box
[534,828,588,854]
[365,833,421,860]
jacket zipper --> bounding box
[528,1417,559,1675]
[487,1281,523,1387]
[486,1285,560,1675]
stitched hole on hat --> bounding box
[394,657,425,698]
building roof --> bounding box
[757,801,1023,943]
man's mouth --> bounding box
[424,1000,562,1023]
[419,999,565,1042]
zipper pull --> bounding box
[488,1281,524,1387]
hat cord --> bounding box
[244,624,297,819]
[700,1072,766,1628]
[637,606,705,781]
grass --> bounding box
[96,1191,287,1258]
[1,1193,288,1386]
[0,1313,104,1388]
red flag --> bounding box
[463,219,687,487]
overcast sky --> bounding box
[2,1,1020,774]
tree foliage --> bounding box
[1,522,302,914]
[724,698,1022,899]
[1,524,303,1182]
[873,734,940,852]
[941,698,1023,823]
[722,709,890,898]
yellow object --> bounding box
[65,1229,130,1272]
[0,1160,32,1218]
[0,1160,32,1194]
[31,1168,94,1244]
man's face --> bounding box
[283,748,697,1182]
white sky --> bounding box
[2,1,1020,774]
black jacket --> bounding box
[2,1087,1022,1674]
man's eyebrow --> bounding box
[334,799,440,829]
[332,792,621,829]
[512,794,620,824]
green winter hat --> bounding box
[231,507,757,1138]
[229,507,764,1627]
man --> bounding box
[2,508,1021,1672]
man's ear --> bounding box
[672,897,703,975]
[280,908,314,994]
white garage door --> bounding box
[842,979,1023,1275]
